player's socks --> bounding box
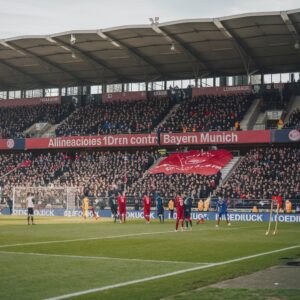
[176,219,179,230]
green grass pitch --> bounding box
[0,216,299,300]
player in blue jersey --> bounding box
[216,196,231,227]
[155,192,164,223]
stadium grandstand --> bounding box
[0,9,300,209]
[0,3,300,300]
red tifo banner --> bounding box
[149,150,233,175]
[102,91,147,103]
[160,130,270,145]
[0,96,61,108]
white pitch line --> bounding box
[44,244,300,300]
[0,250,209,265]
[0,230,176,249]
[0,225,264,249]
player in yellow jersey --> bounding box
[81,190,99,220]
[82,194,89,219]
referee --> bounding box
[26,192,35,225]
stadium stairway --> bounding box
[219,156,241,186]
[41,109,78,137]
[240,98,262,130]
[23,122,52,137]
[253,111,267,130]
[42,124,60,137]
[284,95,300,123]
[127,156,164,194]
[153,103,181,132]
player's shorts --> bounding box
[157,207,164,215]
[218,211,227,218]
[184,211,191,219]
[27,208,34,216]
[144,208,150,216]
[111,207,117,215]
[119,209,126,215]
[177,210,184,220]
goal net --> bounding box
[12,186,81,211]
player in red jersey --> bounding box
[175,193,184,231]
[272,195,283,209]
[117,192,127,223]
[143,192,151,223]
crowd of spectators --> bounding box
[0,152,69,195]
[159,94,252,133]
[285,108,300,128]
[0,103,75,138]
[55,97,172,136]
[219,147,300,200]
[0,150,158,202]
[0,148,220,207]
[1,146,299,208]
[54,150,158,199]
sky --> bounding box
[0,0,299,39]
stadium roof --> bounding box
[0,9,300,90]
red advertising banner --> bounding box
[0,139,12,150]
[192,85,252,97]
[160,130,270,146]
[0,96,61,108]
[102,91,147,103]
[23,130,271,149]
[149,150,233,175]
[25,134,158,149]
[0,130,271,151]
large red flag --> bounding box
[149,150,232,176]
